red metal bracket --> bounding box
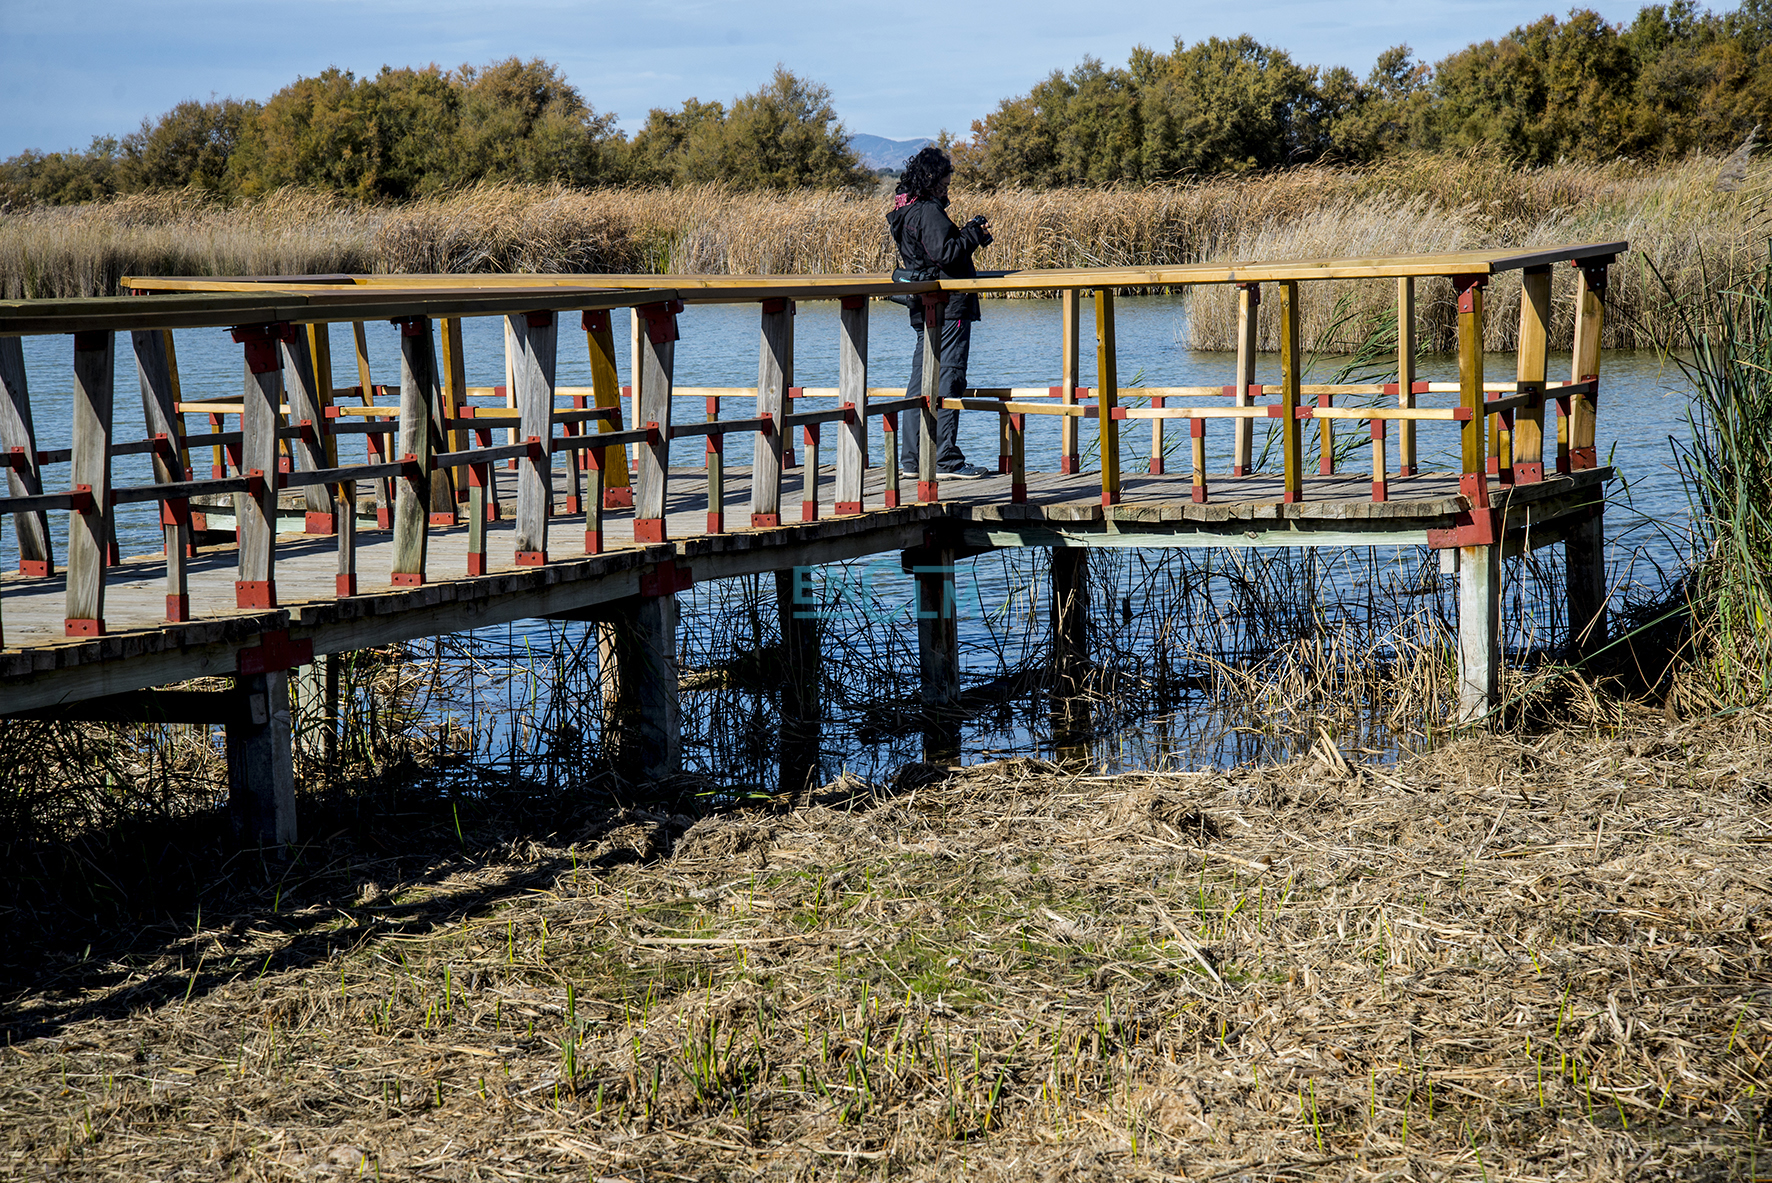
[235,580,276,609]
[840,295,866,311]
[835,500,863,515]
[237,630,313,675]
[1452,274,1488,315]
[1426,507,1502,549]
[515,550,547,566]
[68,484,95,513]
[392,571,424,586]
[761,297,797,316]
[165,594,190,622]
[337,573,358,597]
[525,310,555,328]
[582,309,611,333]
[639,560,694,598]
[750,513,780,528]
[163,496,194,527]
[639,299,684,344]
[1235,282,1261,305]
[19,559,49,577]
[64,617,105,637]
[230,323,297,374]
[604,486,634,508]
[633,519,665,543]
[393,317,428,337]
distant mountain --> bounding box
[849,134,934,172]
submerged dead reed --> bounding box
[4,707,1766,1179]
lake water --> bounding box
[2,295,1703,782]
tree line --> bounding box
[4,2,1770,207]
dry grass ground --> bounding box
[5,150,1770,350]
[2,702,1767,1181]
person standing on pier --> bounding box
[889,146,993,479]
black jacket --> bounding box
[888,194,986,327]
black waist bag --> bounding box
[889,263,941,308]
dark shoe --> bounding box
[939,464,992,480]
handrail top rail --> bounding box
[115,241,1627,307]
[0,285,680,337]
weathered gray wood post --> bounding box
[1567,259,1609,655]
[512,310,558,564]
[1232,283,1259,476]
[133,329,191,620]
[775,566,821,798]
[227,670,297,847]
[752,298,792,527]
[1452,274,1500,722]
[0,336,53,576]
[66,331,114,635]
[230,324,286,610]
[634,301,679,542]
[282,325,336,534]
[833,297,868,516]
[1050,547,1091,750]
[603,561,687,781]
[917,294,944,503]
[391,317,440,586]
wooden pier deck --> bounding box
[0,244,1624,844]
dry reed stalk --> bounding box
[4,707,1767,1180]
[5,153,1769,348]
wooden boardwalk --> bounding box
[0,244,1624,843]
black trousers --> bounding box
[899,315,973,472]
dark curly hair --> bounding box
[899,146,953,200]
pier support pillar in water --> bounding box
[226,670,298,848]
[775,567,822,799]
[1049,548,1092,757]
[1456,544,1501,724]
[1566,509,1607,659]
[292,654,339,763]
[915,548,960,762]
[601,590,682,782]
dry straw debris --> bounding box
[3,707,1768,1180]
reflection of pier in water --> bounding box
[0,244,1621,842]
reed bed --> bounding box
[4,705,1767,1179]
[5,151,1769,349]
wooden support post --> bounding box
[1569,260,1607,470]
[917,294,943,504]
[1567,509,1608,658]
[66,330,114,634]
[801,423,820,521]
[1050,548,1089,692]
[233,325,283,610]
[294,655,338,763]
[1317,392,1335,475]
[315,323,356,595]
[0,336,53,576]
[1060,288,1081,474]
[1371,419,1388,503]
[432,316,466,523]
[1277,281,1302,503]
[1050,547,1091,751]
[916,547,960,764]
[634,301,678,542]
[1149,394,1165,475]
[882,413,901,508]
[1455,276,1490,509]
[512,310,558,563]
[351,321,393,529]
[752,299,792,527]
[834,296,868,515]
[1233,283,1258,476]
[1514,266,1551,484]
[464,407,490,575]
[133,329,192,620]
[1009,412,1027,503]
[282,326,336,534]
[1094,289,1121,506]
[622,582,681,781]
[1456,544,1501,723]
[916,548,959,709]
[1397,277,1417,477]
[706,391,725,535]
[226,670,297,847]
[584,442,605,553]
[391,317,439,587]
[775,567,821,799]
[1190,417,1207,503]
[583,310,633,508]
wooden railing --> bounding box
[0,245,1620,644]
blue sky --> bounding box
[1,0,1653,158]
